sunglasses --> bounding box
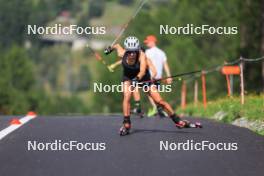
[127,51,137,56]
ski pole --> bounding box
[111,0,148,47]
[104,0,149,54]
[86,45,114,72]
[140,70,202,84]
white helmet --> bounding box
[124,36,140,51]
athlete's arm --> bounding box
[137,51,147,80]
[146,58,157,79]
[112,44,126,58]
[109,60,122,70]
[164,60,172,83]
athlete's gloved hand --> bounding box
[131,77,139,87]
[104,46,114,55]
[140,46,146,52]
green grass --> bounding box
[177,94,264,134]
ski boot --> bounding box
[119,119,131,136]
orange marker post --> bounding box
[194,80,198,106]
[181,80,187,109]
[201,71,207,108]
[239,57,245,105]
[225,74,231,96]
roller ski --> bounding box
[119,119,131,136]
[175,120,203,129]
[171,114,202,129]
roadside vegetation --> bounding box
[177,95,264,135]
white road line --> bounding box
[0,115,36,140]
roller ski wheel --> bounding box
[191,122,203,128]
[119,123,131,136]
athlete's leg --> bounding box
[133,86,141,101]
[149,93,167,117]
[147,85,185,126]
[148,95,156,108]
[147,95,158,117]
[120,81,133,135]
[132,87,142,114]
[123,81,132,117]
[148,86,174,116]
[147,84,166,117]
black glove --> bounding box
[104,46,114,55]
[140,46,146,52]
[131,77,139,87]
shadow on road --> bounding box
[131,128,200,135]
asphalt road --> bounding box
[0,115,263,176]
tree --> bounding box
[0,0,32,47]
[0,46,35,114]
[88,0,105,18]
